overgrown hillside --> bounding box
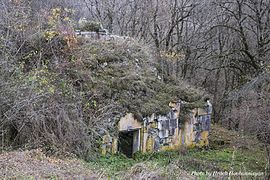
[0,1,269,179]
[0,31,205,158]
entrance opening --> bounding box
[118,131,134,158]
[118,129,140,158]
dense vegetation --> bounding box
[0,1,205,159]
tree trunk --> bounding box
[266,145,270,180]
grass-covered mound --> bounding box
[71,39,205,119]
[1,33,205,159]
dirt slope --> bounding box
[0,149,102,179]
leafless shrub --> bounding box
[223,72,270,177]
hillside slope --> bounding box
[1,35,205,158]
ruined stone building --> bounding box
[101,101,212,157]
[74,20,213,157]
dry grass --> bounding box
[121,162,195,180]
[209,124,265,150]
[0,149,104,179]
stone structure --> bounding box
[76,18,111,40]
[101,100,212,157]
[75,29,111,41]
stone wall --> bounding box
[101,101,212,156]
